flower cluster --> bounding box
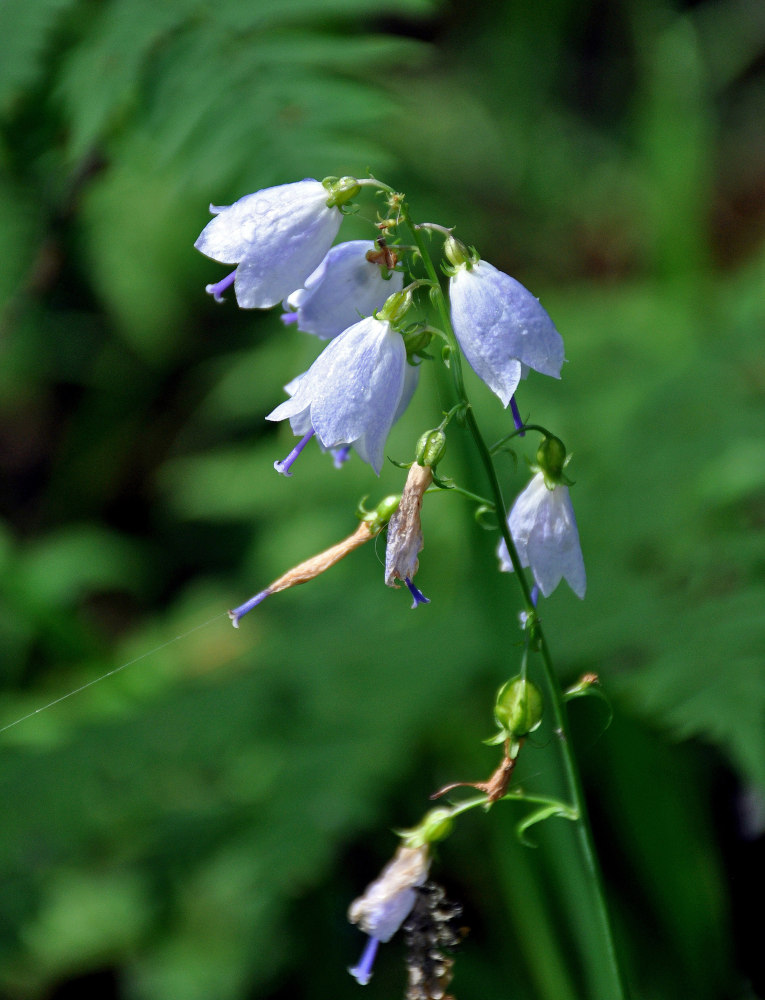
[196,176,585,601]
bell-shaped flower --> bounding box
[348,844,430,985]
[447,246,565,407]
[267,316,408,474]
[497,472,586,598]
[195,179,346,309]
[281,240,403,340]
[271,361,419,476]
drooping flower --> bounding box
[195,178,355,309]
[273,358,420,477]
[348,844,430,985]
[497,472,586,598]
[281,240,403,340]
[267,316,409,475]
[446,238,565,407]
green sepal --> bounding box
[430,473,455,490]
[483,731,508,747]
[357,494,400,534]
[564,676,614,731]
[396,807,454,848]
[514,800,579,848]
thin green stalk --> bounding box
[408,216,628,1000]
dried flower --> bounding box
[385,462,433,607]
[348,844,430,985]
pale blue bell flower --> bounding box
[282,240,404,339]
[273,360,419,475]
[267,317,408,474]
[449,259,565,406]
[195,179,342,309]
[498,472,586,598]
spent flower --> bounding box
[348,844,430,985]
[385,461,433,608]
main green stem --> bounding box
[408,218,627,1000]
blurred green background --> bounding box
[1,0,765,998]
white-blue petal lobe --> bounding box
[527,485,586,598]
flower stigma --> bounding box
[205,270,236,303]
[348,936,380,986]
[274,429,316,477]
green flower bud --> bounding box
[323,175,361,207]
[415,428,447,469]
[399,808,454,848]
[536,435,567,484]
[494,676,543,739]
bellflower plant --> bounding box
[199,174,627,1000]
[282,239,404,339]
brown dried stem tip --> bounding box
[430,739,523,805]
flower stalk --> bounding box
[407,213,627,1000]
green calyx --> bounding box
[535,434,572,487]
[398,807,454,848]
[358,494,400,533]
[415,427,447,469]
[493,676,543,740]
[322,175,361,208]
[442,234,478,274]
[377,289,413,326]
